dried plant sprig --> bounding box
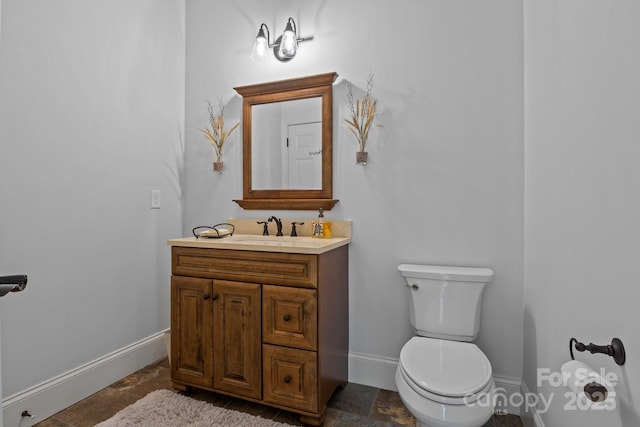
[343,73,382,152]
[199,99,239,161]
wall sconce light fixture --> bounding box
[251,18,313,62]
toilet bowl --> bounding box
[396,337,495,427]
[396,264,495,427]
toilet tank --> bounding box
[398,264,494,342]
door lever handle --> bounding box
[0,275,27,297]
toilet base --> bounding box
[395,367,495,427]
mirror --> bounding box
[233,72,338,210]
[252,97,323,190]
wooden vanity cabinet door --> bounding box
[263,344,318,413]
[171,275,213,388]
[212,280,262,399]
[263,285,317,351]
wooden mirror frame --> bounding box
[233,72,338,210]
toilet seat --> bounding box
[399,337,492,405]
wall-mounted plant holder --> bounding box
[343,73,382,166]
[356,151,368,165]
[199,99,239,174]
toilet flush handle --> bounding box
[406,283,419,290]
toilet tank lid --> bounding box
[398,264,494,282]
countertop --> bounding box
[167,234,351,255]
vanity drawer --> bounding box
[172,247,318,288]
[263,344,318,413]
[263,285,317,351]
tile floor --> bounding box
[35,358,523,427]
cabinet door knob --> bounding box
[283,314,291,322]
[203,294,210,300]
[212,294,219,300]
[283,375,291,383]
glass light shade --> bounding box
[278,22,298,58]
[251,26,269,62]
[251,36,269,61]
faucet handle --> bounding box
[257,221,269,236]
[290,222,304,237]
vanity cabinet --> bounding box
[171,275,213,388]
[170,244,348,426]
[171,276,261,398]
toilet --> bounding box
[395,264,496,427]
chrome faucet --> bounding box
[267,216,283,236]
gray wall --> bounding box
[523,1,640,425]
[0,0,184,396]
[184,0,524,384]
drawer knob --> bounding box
[283,375,291,383]
[283,314,291,322]
[203,294,210,300]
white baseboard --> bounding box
[349,351,524,416]
[493,374,523,416]
[2,329,170,427]
[520,380,546,427]
[349,351,400,391]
